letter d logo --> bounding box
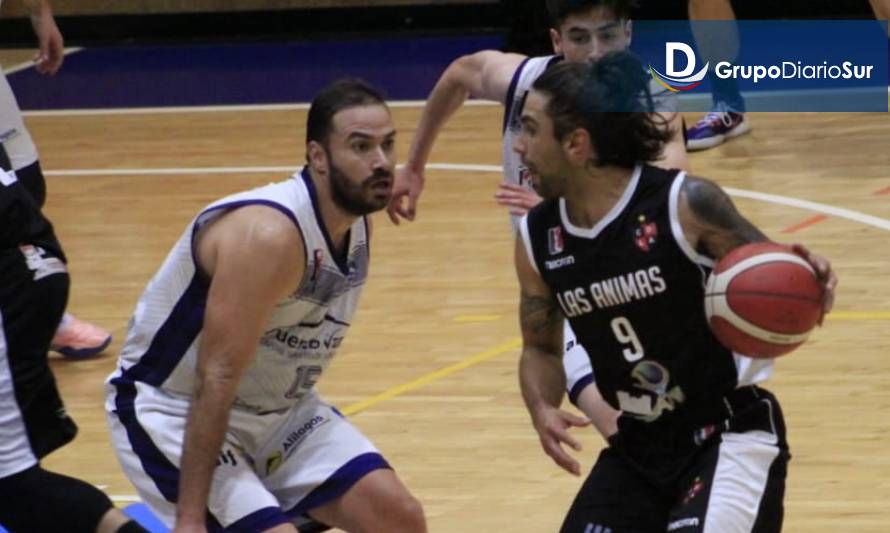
[648,42,709,92]
[666,42,697,77]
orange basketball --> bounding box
[704,242,824,358]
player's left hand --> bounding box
[494,182,543,217]
[31,9,64,75]
[791,243,837,325]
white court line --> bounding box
[22,98,499,117]
[44,162,890,231]
[3,47,84,75]
[109,494,142,503]
[44,163,505,177]
[69,163,890,505]
[46,166,297,176]
[724,187,890,232]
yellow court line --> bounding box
[341,337,522,416]
[827,311,890,320]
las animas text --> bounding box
[556,266,667,317]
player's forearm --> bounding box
[23,0,52,16]
[405,61,473,171]
[519,347,566,421]
[176,373,238,525]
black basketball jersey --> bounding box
[522,165,771,481]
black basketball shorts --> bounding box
[0,244,76,479]
[561,386,789,533]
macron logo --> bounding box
[545,256,575,270]
[649,42,709,92]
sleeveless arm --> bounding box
[404,50,526,172]
[176,205,304,528]
[515,234,564,411]
[388,51,527,223]
[678,175,768,260]
[515,234,590,476]
[679,175,837,319]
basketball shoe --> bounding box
[686,109,750,151]
[51,313,112,358]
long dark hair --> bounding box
[532,51,671,168]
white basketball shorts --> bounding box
[107,382,389,531]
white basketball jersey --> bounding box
[502,55,559,232]
[108,169,369,414]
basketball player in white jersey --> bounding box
[387,0,688,439]
[0,0,113,358]
[106,79,426,533]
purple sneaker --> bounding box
[686,111,751,151]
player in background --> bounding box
[0,0,112,358]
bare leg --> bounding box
[309,469,426,533]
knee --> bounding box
[382,492,426,533]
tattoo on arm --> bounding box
[684,176,767,258]
[520,291,562,339]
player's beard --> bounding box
[535,177,564,200]
[327,153,393,216]
[530,168,566,200]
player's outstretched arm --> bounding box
[678,175,836,319]
[388,50,526,224]
[515,236,590,476]
[174,206,304,532]
[24,0,64,74]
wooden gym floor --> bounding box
[4,47,890,533]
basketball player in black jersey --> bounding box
[0,149,147,531]
[513,53,837,532]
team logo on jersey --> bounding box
[616,360,685,422]
[634,215,658,252]
[509,90,530,132]
[694,424,717,446]
[216,447,240,468]
[548,226,564,255]
[518,166,530,187]
[266,451,283,475]
[681,476,706,506]
[19,245,67,280]
[310,249,324,282]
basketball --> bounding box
[704,242,824,358]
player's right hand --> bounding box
[30,10,64,75]
[387,165,425,225]
[532,406,590,476]
[494,182,543,217]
